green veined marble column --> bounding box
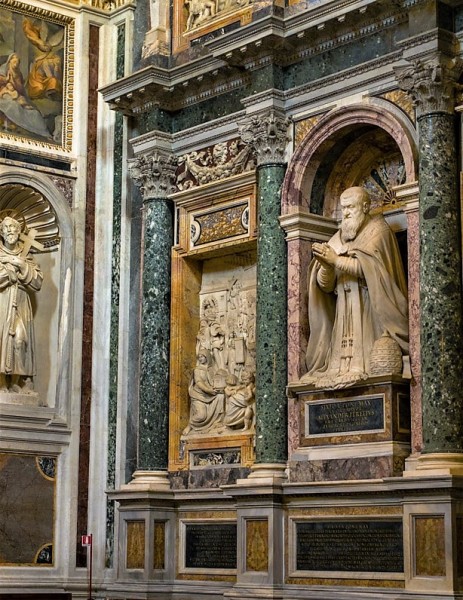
[397,56,463,454]
[418,112,463,453]
[130,151,177,470]
[240,111,290,465]
[255,163,288,463]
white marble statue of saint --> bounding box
[0,216,43,393]
[301,186,409,389]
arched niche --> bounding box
[0,171,73,414]
[282,103,418,217]
[281,101,419,387]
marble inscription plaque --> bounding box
[185,523,237,569]
[296,521,403,573]
[307,396,384,436]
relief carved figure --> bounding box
[184,275,256,436]
[0,216,43,393]
[184,0,251,31]
[185,0,217,31]
[183,349,225,435]
[300,187,409,390]
[223,370,255,430]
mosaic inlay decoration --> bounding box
[0,0,74,150]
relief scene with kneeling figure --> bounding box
[183,268,256,437]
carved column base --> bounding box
[403,453,463,477]
[121,469,171,491]
[237,463,288,485]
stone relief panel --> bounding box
[174,0,254,53]
[183,256,256,437]
[183,0,252,32]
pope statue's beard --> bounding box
[340,213,365,242]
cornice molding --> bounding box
[100,0,413,115]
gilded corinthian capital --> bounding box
[129,152,178,201]
[394,54,463,117]
[238,110,291,166]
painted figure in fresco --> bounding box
[301,186,408,389]
[0,216,43,393]
[183,349,225,434]
[0,53,51,139]
[22,18,63,102]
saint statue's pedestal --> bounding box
[288,375,410,481]
[0,390,42,407]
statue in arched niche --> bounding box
[301,187,409,389]
[0,211,43,393]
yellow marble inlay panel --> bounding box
[246,520,268,572]
[380,90,415,123]
[414,516,446,577]
[294,114,324,148]
[153,521,165,570]
[126,520,145,570]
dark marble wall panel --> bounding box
[0,454,55,565]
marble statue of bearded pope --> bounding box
[301,186,409,389]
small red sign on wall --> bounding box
[81,534,92,547]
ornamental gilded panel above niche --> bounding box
[0,0,74,150]
[173,0,254,53]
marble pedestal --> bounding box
[288,376,411,481]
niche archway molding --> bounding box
[282,102,418,214]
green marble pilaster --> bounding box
[396,56,463,454]
[129,152,177,471]
[255,164,288,464]
[239,111,290,465]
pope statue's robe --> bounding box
[303,214,408,388]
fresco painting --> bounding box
[0,5,66,146]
